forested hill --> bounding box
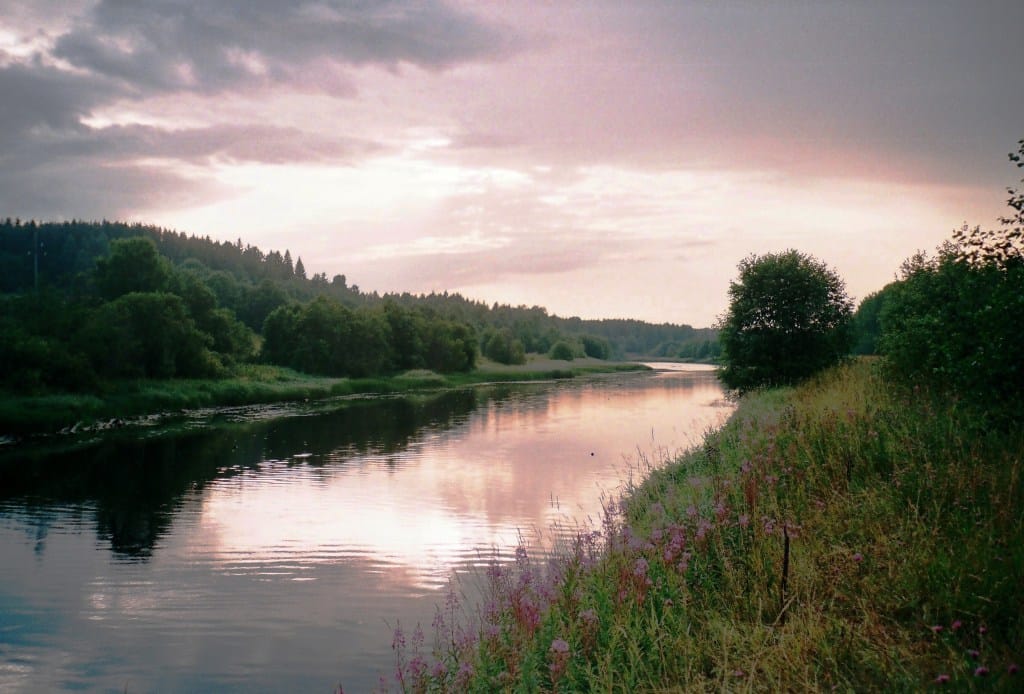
[1,217,716,354]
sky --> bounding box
[1,1,1021,327]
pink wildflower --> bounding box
[1008,663,1019,675]
[934,674,950,685]
[549,638,571,682]
[852,552,863,563]
[974,666,989,677]
[930,625,943,634]
[950,619,962,631]
[550,638,570,655]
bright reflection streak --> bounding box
[197,367,729,590]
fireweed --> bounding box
[372,361,1022,692]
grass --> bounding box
[380,359,1023,692]
[0,359,649,437]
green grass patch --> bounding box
[389,359,1023,692]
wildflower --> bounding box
[407,654,428,680]
[430,661,447,679]
[456,660,475,687]
[732,669,746,678]
[392,626,405,650]
[738,514,750,528]
[950,619,962,631]
[974,666,989,677]
[934,674,950,685]
[968,649,980,660]
[549,638,571,682]
[633,557,649,579]
[550,638,570,655]
[1008,663,1019,675]
[686,504,698,518]
[676,552,691,574]
[978,625,988,635]
[579,608,598,626]
[852,552,863,563]
[930,625,944,634]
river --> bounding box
[0,364,729,692]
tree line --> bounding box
[0,219,721,393]
[718,139,1023,423]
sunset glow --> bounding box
[1,1,1020,325]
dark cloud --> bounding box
[0,60,120,146]
[0,1,514,218]
[0,59,382,219]
[52,0,513,95]
[616,1,1024,185]
[0,159,226,221]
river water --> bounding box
[0,364,728,692]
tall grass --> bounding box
[382,360,1022,692]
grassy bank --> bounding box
[0,358,648,437]
[388,360,1022,691]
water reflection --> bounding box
[0,366,729,691]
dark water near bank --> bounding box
[0,365,728,692]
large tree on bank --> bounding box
[718,250,854,391]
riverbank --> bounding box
[391,359,1022,691]
[0,357,649,438]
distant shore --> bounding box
[0,357,653,440]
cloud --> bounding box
[446,2,1024,188]
[0,1,517,219]
[52,0,514,95]
[0,57,383,217]
[0,60,118,146]
[0,159,226,221]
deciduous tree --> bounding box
[718,250,853,391]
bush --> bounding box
[549,341,576,361]
[80,292,222,379]
[482,327,527,365]
[880,141,1024,421]
[880,231,1024,419]
[718,250,853,391]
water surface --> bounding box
[0,365,728,691]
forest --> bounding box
[0,219,718,394]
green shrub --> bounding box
[718,250,854,391]
[549,340,575,361]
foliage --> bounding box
[80,292,223,379]
[0,218,712,398]
[94,237,172,300]
[676,337,721,362]
[718,250,853,391]
[879,143,1024,421]
[880,233,1024,419]
[261,297,477,377]
[579,334,611,360]
[387,361,1023,692]
[548,340,576,361]
[851,283,897,355]
[481,327,527,365]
